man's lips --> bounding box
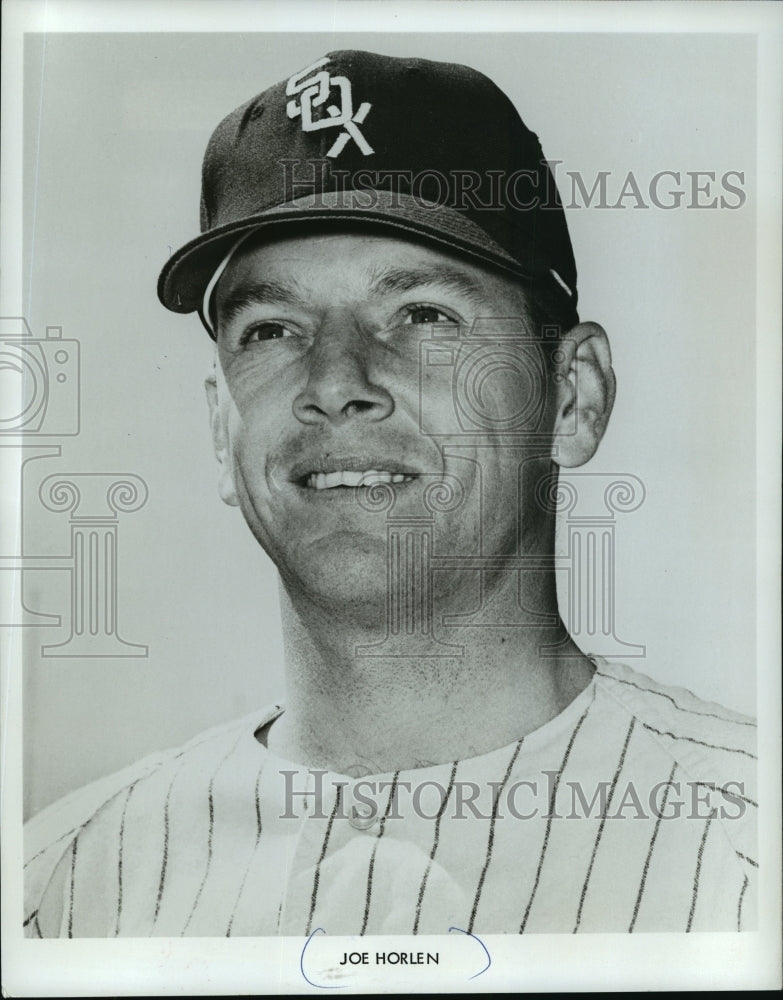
[305,470,415,490]
[288,455,426,491]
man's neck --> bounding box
[265,574,595,774]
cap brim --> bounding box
[157,190,544,315]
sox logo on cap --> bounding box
[285,57,374,158]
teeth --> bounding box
[305,470,414,490]
[360,470,388,485]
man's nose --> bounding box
[292,314,394,426]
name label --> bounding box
[338,951,439,966]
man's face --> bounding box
[209,229,558,615]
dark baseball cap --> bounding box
[157,49,577,329]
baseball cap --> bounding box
[157,49,577,332]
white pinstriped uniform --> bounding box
[24,659,756,937]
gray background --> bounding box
[21,32,757,818]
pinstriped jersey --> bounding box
[23,658,757,937]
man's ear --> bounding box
[205,368,239,507]
[551,322,616,468]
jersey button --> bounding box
[349,805,379,831]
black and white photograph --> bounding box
[2,0,781,994]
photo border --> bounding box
[2,1,781,994]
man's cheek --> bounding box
[231,420,265,473]
[229,447,280,551]
[225,415,269,500]
[417,380,459,438]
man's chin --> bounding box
[282,532,392,612]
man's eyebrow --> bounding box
[367,264,491,305]
[216,279,304,328]
[216,263,495,330]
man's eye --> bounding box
[240,322,293,344]
[402,305,455,325]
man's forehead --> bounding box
[217,229,526,308]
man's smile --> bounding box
[305,470,416,490]
[287,453,426,492]
[278,456,424,508]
